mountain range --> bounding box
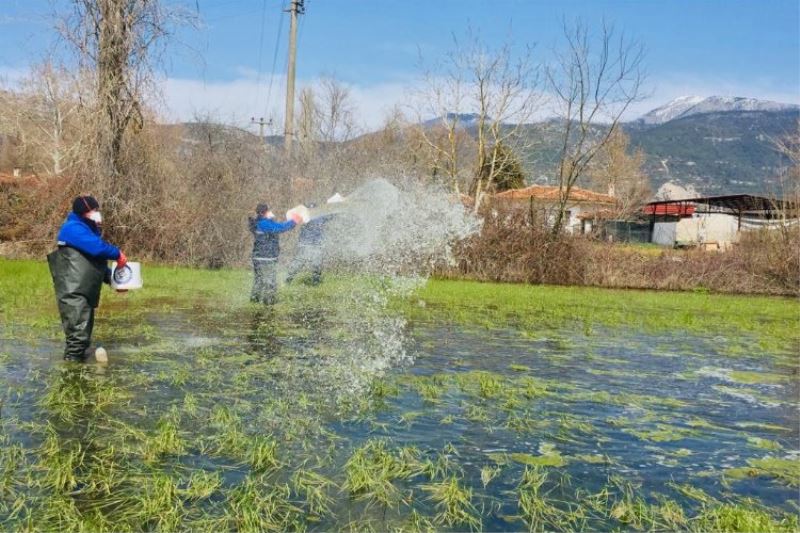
[625,99,798,196]
[512,96,799,196]
[634,95,797,125]
[169,95,797,197]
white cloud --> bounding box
[156,74,414,133]
[0,66,28,88]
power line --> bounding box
[263,0,286,122]
[254,0,268,114]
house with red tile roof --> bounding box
[493,185,618,233]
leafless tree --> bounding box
[587,127,650,217]
[296,87,318,157]
[10,63,90,176]
[771,121,800,190]
[413,31,543,210]
[547,20,646,235]
[57,0,198,176]
[296,77,359,144]
[314,77,358,143]
[766,122,800,236]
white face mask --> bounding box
[88,211,103,224]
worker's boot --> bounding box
[84,346,108,363]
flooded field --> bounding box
[1,259,798,531]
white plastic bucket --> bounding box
[110,261,143,290]
[286,205,311,223]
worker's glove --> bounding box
[117,251,128,269]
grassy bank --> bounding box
[411,278,799,343]
[3,257,798,342]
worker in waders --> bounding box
[248,203,302,304]
[47,196,127,362]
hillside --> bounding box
[626,109,798,194]
[505,107,798,196]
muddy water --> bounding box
[1,294,798,531]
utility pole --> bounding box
[251,116,272,142]
[284,0,304,156]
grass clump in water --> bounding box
[291,468,335,518]
[343,439,417,509]
[516,466,577,532]
[693,502,799,532]
[142,416,186,462]
[747,436,783,451]
[729,370,788,385]
[421,475,480,531]
[183,470,222,500]
[226,478,303,532]
[247,435,280,472]
[725,457,800,487]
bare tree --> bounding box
[413,31,542,210]
[587,127,650,217]
[771,121,800,192]
[465,37,541,212]
[767,122,800,236]
[0,63,96,176]
[23,64,88,175]
[315,77,358,143]
[547,20,645,235]
[412,47,467,192]
[58,0,197,176]
[296,77,358,148]
[296,87,318,157]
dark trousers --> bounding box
[251,259,278,304]
[56,293,95,361]
[286,245,323,285]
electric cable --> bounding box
[263,0,287,125]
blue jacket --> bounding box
[249,216,296,260]
[56,212,121,260]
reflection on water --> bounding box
[247,306,281,358]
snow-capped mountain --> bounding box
[422,113,486,128]
[637,96,798,125]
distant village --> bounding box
[472,180,798,251]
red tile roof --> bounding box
[494,185,617,205]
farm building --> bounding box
[643,194,798,249]
[493,185,617,234]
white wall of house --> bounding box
[515,201,610,233]
[566,205,583,234]
[565,204,605,234]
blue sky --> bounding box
[1,0,798,130]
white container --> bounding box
[327,193,345,204]
[110,261,143,290]
[286,205,311,223]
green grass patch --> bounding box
[405,278,800,356]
